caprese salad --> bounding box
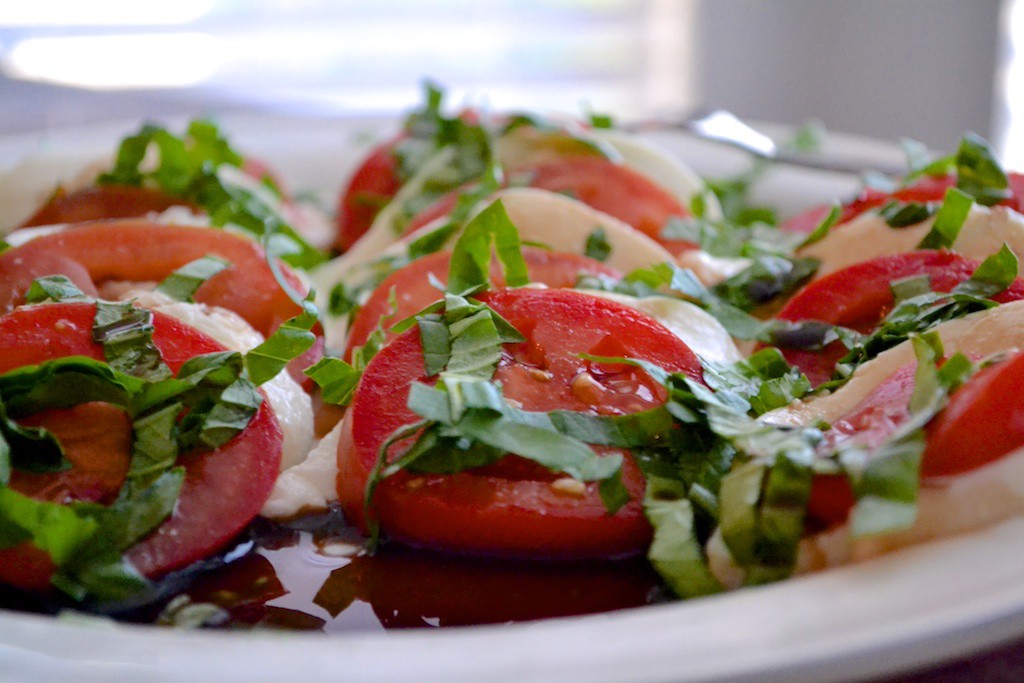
[3,83,1024,628]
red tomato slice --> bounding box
[19,185,197,229]
[782,172,1024,234]
[773,250,1024,385]
[343,246,622,359]
[806,349,1024,530]
[338,287,703,560]
[0,302,283,591]
[334,138,404,252]
[403,157,697,255]
[0,219,322,388]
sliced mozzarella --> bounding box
[119,288,315,474]
[260,420,343,519]
[580,290,741,365]
[800,204,1024,279]
[699,300,1024,584]
[675,250,752,286]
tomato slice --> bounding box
[806,349,1024,530]
[338,287,703,560]
[0,219,321,387]
[19,185,197,229]
[782,172,1024,234]
[403,157,697,255]
[0,302,283,591]
[334,138,404,252]
[773,250,1024,385]
[343,246,622,359]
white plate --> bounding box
[0,113,1017,683]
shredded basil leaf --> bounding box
[879,201,935,228]
[97,119,324,270]
[643,476,724,598]
[92,301,171,382]
[954,133,1010,206]
[244,296,318,386]
[584,227,612,262]
[155,255,231,303]
[917,187,974,249]
[24,276,89,304]
[447,199,529,295]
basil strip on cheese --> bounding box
[584,227,612,262]
[244,294,319,386]
[446,199,529,295]
[954,133,1011,206]
[916,187,973,249]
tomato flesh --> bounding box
[773,250,1024,385]
[338,287,703,559]
[0,302,283,590]
[19,185,197,229]
[343,246,621,359]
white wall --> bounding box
[692,0,1003,151]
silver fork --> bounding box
[626,109,909,177]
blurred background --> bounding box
[0,0,1019,164]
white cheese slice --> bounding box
[675,249,752,286]
[800,204,1024,279]
[260,420,343,519]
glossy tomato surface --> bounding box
[343,246,621,358]
[0,302,283,590]
[338,287,703,560]
[773,250,1024,385]
[334,138,404,252]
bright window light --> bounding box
[3,34,222,89]
[0,0,214,26]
